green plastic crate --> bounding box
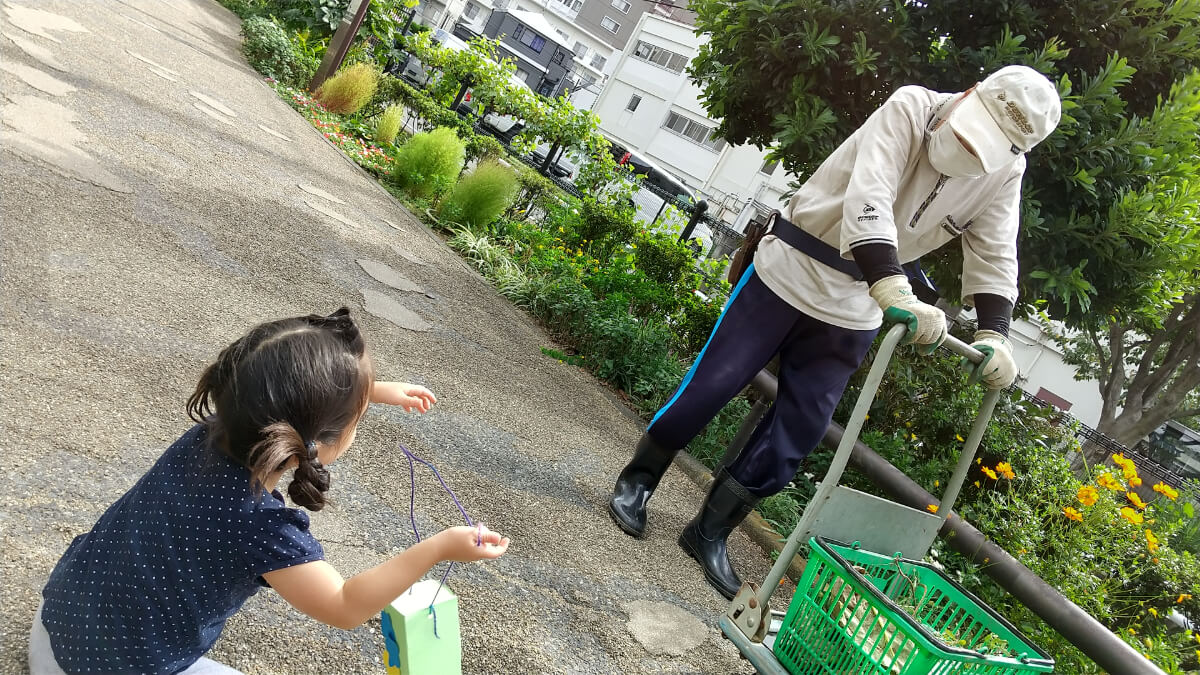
[773,538,1054,675]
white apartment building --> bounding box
[591,13,792,227]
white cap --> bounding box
[947,65,1062,174]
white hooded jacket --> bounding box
[753,85,1023,331]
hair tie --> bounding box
[305,440,318,463]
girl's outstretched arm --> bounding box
[371,381,438,413]
[263,525,509,630]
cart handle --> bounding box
[940,332,986,366]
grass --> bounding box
[315,63,378,115]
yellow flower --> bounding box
[1128,492,1148,510]
[996,461,1016,480]
[1129,475,1142,487]
[1149,607,1158,617]
[1062,506,1083,522]
[974,481,981,488]
[1120,507,1144,525]
[1153,482,1179,500]
[934,480,940,488]
[926,504,939,513]
[1122,465,1139,482]
[1178,594,1192,604]
[1146,529,1159,553]
[864,414,870,420]
[905,421,912,428]
[982,466,998,481]
[956,434,965,442]
[1097,473,1124,491]
[910,433,918,441]
[975,457,982,465]
[1077,485,1099,507]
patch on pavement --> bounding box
[2,3,88,43]
[257,124,291,142]
[361,288,431,332]
[188,91,236,118]
[623,600,708,656]
[193,101,233,125]
[305,198,360,229]
[391,244,429,267]
[0,61,75,96]
[114,12,162,33]
[298,182,346,204]
[357,259,424,294]
[0,94,130,193]
[2,31,67,71]
[126,51,179,82]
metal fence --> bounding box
[1010,387,1187,490]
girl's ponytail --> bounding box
[247,422,332,511]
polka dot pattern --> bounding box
[41,425,324,674]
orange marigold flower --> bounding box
[1077,485,1099,507]
[1120,507,1144,525]
[1062,507,1083,522]
[926,504,939,513]
[1097,473,1124,491]
[1178,594,1192,604]
[1145,529,1159,553]
[1128,492,1148,510]
[996,461,1016,480]
[1129,475,1143,487]
[982,466,998,480]
[1153,482,1179,500]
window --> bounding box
[515,68,530,82]
[590,53,607,70]
[556,29,570,42]
[538,80,554,96]
[551,0,583,12]
[600,16,620,33]
[626,94,641,112]
[759,159,779,175]
[573,41,587,57]
[552,50,565,64]
[462,2,480,19]
[662,111,725,151]
[515,26,546,53]
[611,0,630,12]
[631,40,689,74]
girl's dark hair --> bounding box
[187,307,373,511]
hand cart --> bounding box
[720,323,1054,674]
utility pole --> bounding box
[310,0,372,91]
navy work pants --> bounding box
[646,264,878,497]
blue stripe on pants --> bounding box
[645,264,878,497]
[648,263,757,430]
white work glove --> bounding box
[969,329,1018,389]
[868,275,947,352]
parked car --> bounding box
[398,29,469,86]
[529,144,585,180]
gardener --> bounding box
[608,65,1062,599]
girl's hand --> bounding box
[372,381,438,413]
[433,525,510,562]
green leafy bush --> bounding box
[437,160,518,232]
[465,133,507,164]
[391,127,465,200]
[217,0,268,18]
[509,165,558,219]
[573,196,638,255]
[634,228,698,288]
[277,0,349,34]
[374,105,403,145]
[241,17,305,85]
[315,63,378,115]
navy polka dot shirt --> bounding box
[41,424,325,674]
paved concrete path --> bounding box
[0,2,778,673]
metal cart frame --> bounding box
[719,324,1001,672]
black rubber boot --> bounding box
[678,469,760,600]
[608,434,678,537]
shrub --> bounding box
[510,165,558,219]
[315,63,378,115]
[438,161,519,232]
[465,133,507,164]
[575,196,638,254]
[391,127,465,200]
[634,228,698,288]
[241,17,304,84]
[374,105,403,145]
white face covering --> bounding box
[927,119,986,179]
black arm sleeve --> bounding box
[973,293,1014,337]
[850,243,904,286]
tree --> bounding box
[1050,294,1200,448]
[690,0,1200,444]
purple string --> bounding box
[401,443,475,640]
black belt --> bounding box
[766,212,864,281]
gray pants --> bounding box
[29,601,244,675]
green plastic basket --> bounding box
[773,538,1054,675]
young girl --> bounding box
[29,308,509,674]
